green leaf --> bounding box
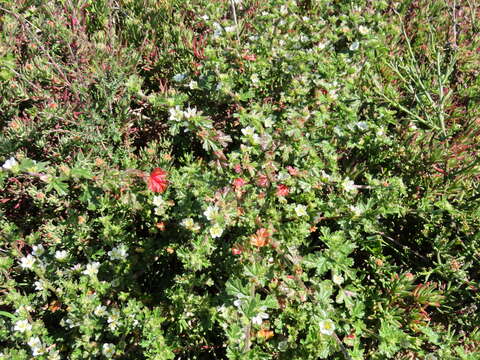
[46,179,69,195]
[70,168,93,179]
[0,311,16,320]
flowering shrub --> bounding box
[0,0,479,359]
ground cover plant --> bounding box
[1,0,479,359]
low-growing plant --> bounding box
[0,0,479,359]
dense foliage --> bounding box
[1,0,479,359]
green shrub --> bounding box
[0,0,479,359]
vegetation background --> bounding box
[0,0,479,359]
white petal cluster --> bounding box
[294,204,308,217]
[54,250,68,261]
[180,218,200,232]
[31,245,45,257]
[13,319,32,333]
[204,205,219,221]
[108,245,128,261]
[319,319,335,336]
[172,73,186,82]
[2,157,18,170]
[20,255,36,270]
[252,307,269,325]
[102,343,115,357]
[168,105,199,122]
[82,262,100,277]
[27,337,45,356]
[209,223,224,238]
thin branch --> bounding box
[376,231,429,262]
[230,0,240,42]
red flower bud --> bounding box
[232,247,242,255]
[276,184,289,197]
[147,168,168,193]
[242,53,257,61]
[233,178,246,189]
[257,174,269,187]
[286,166,299,176]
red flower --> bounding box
[257,174,269,188]
[242,53,257,61]
[234,164,242,174]
[148,168,168,193]
[276,184,289,197]
[233,178,246,189]
[286,166,299,176]
[231,247,242,255]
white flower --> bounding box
[210,224,224,238]
[251,311,269,325]
[300,35,309,43]
[233,299,244,308]
[264,116,274,128]
[107,310,120,330]
[358,25,369,35]
[279,5,288,15]
[54,250,68,261]
[356,121,368,130]
[20,255,36,269]
[13,319,31,333]
[152,195,166,207]
[32,346,46,357]
[294,204,308,217]
[181,218,194,228]
[349,205,363,217]
[252,133,261,145]
[224,25,236,33]
[212,22,223,38]
[108,245,128,261]
[71,263,82,272]
[16,305,33,314]
[102,343,115,357]
[251,73,260,85]
[188,80,198,89]
[60,317,76,329]
[168,106,183,122]
[172,73,186,82]
[82,262,100,277]
[28,337,42,349]
[204,205,219,221]
[349,41,360,51]
[2,157,18,170]
[34,280,45,291]
[201,14,209,21]
[48,350,61,360]
[342,179,357,192]
[94,305,107,317]
[332,274,344,285]
[183,106,198,119]
[31,244,45,257]
[241,126,256,137]
[28,337,46,356]
[181,218,200,232]
[319,319,335,336]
